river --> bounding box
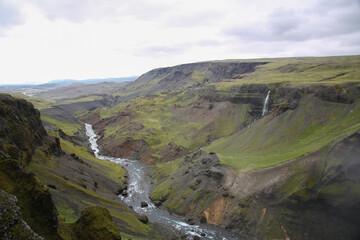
[85,123,247,240]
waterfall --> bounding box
[262,90,270,116]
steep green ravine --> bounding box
[207,97,360,171]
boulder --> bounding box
[138,214,149,224]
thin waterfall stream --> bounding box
[85,123,247,240]
[262,90,271,116]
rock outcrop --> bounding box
[73,206,122,240]
[0,94,60,239]
[0,93,46,166]
[122,61,268,98]
[0,190,44,240]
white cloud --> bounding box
[0,0,359,84]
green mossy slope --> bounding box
[73,206,122,240]
[207,96,360,171]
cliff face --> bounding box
[0,94,60,239]
[0,94,47,166]
[122,61,267,98]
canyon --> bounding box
[1,55,360,239]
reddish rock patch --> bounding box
[200,197,232,225]
[99,136,156,164]
[160,143,188,162]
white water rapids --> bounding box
[262,90,270,116]
[85,124,246,240]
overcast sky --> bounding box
[1,0,360,84]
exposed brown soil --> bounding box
[200,197,232,224]
[160,143,188,162]
[99,135,156,164]
[93,109,135,129]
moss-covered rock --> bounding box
[73,206,122,240]
[138,214,149,224]
[0,190,44,240]
[0,94,61,239]
[0,94,47,166]
[0,159,59,239]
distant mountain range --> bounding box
[48,76,138,86]
[0,76,138,88]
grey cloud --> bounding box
[165,10,224,28]
[338,32,360,47]
[137,45,185,57]
[27,0,220,27]
[137,39,225,58]
[28,0,120,22]
[268,9,301,36]
[0,0,23,32]
[28,0,171,22]
[194,39,223,47]
[310,0,359,13]
[224,0,360,42]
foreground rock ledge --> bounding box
[0,190,44,240]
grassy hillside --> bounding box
[213,55,360,90]
[207,96,360,171]
[89,55,360,165]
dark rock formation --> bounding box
[0,94,60,239]
[48,137,64,156]
[124,61,268,97]
[138,214,149,224]
[0,190,44,240]
[160,142,188,162]
[0,94,47,166]
[314,85,354,103]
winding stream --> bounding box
[85,124,246,240]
